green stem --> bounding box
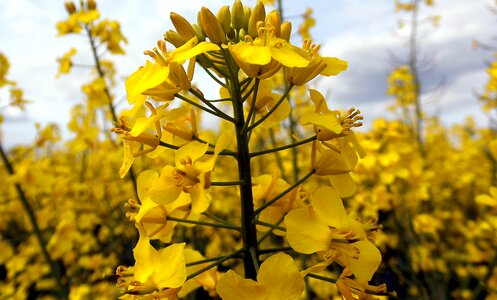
[222,47,259,280]
[258,247,293,255]
[158,141,237,157]
[167,216,241,231]
[242,78,260,134]
[211,181,244,186]
[257,216,284,245]
[248,83,294,131]
[254,169,315,216]
[306,273,337,284]
[186,248,244,280]
[202,212,237,227]
[0,143,68,298]
[175,93,234,122]
[186,255,229,267]
[255,220,286,232]
[189,88,234,122]
[250,135,317,158]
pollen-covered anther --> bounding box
[320,249,338,264]
[349,247,360,259]
[143,50,157,59]
[179,156,193,167]
[343,231,357,240]
[157,40,167,53]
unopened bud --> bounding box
[87,0,97,10]
[200,7,225,45]
[64,1,76,14]
[231,0,245,30]
[248,2,266,38]
[280,21,292,41]
[192,24,206,41]
[170,12,196,40]
[164,30,186,48]
[217,6,231,34]
[266,10,281,37]
[243,7,251,31]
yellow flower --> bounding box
[228,25,310,78]
[242,79,291,128]
[128,171,190,242]
[149,132,230,214]
[285,186,381,285]
[113,102,169,178]
[285,40,347,86]
[216,253,304,300]
[56,48,77,77]
[126,37,219,105]
[179,249,220,298]
[124,225,186,297]
[252,173,301,236]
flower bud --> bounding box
[200,7,225,45]
[217,6,231,34]
[231,0,245,30]
[243,7,251,31]
[266,10,281,37]
[248,2,265,38]
[87,0,97,10]
[164,30,186,48]
[170,12,196,40]
[64,1,76,14]
[280,21,291,41]
[192,24,206,41]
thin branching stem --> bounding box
[167,216,241,231]
[186,248,244,280]
[250,135,317,157]
[254,169,315,216]
[248,83,294,131]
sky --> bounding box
[0,0,495,148]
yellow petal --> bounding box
[259,97,291,128]
[330,173,357,198]
[217,270,267,300]
[311,186,350,230]
[133,225,157,283]
[300,112,342,134]
[175,141,209,169]
[320,57,348,76]
[172,37,220,63]
[257,253,304,300]
[153,243,187,289]
[315,150,350,176]
[149,165,182,204]
[126,61,169,104]
[228,42,272,65]
[119,140,138,178]
[285,206,330,254]
[347,240,381,284]
[269,41,310,67]
[190,184,210,214]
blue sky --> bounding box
[0,0,495,147]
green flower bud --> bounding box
[170,12,196,40]
[231,0,245,30]
[164,30,186,48]
[266,10,281,37]
[243,7,251,31]
[280,21,292,41]
[200,7,225,45]
[217,6,231,34]
[248,2,265,38]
